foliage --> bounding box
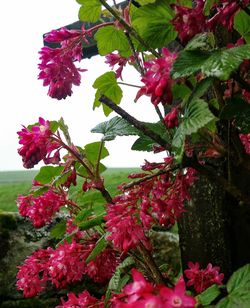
[15,0,250,307]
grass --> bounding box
[0,168,139,212]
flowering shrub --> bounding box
[16,0,250,307]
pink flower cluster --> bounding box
[17,117,60,169]
[105,52,136,79]
[17,240,118,298]
[17,189,66,228]
[105,159,197,253]
[57,290,101,308]
[112,269,196,307]
[171,0,250,43]
[239,133,250,154]
[184,262,224,293]
[38,27,88,99]
[164,107,179,129]
[171,0,206,43]
[136,48,177,106]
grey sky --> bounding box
[0,0,165,171]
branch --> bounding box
[99,0,160,58]
[99,95,170,149]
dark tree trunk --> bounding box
[178,162,250,281]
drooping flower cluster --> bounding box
[105,158,197,253]
[136,48,177,106]
[38,27,88,99]
[184,262,224,293]
[239,133,250,154]
[17,240,118,298]
[105,52,136,79]
[111,269,196,307]
[17,189,66,227]
[164,107,179,129]
[171,0,206,43]
[17,117,61,168]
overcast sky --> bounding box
[0,0,165,171]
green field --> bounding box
[0,168,139,212]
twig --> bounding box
[99,95,170,149]
[99,0,160,58]
[118,82,141,88]
[125,32,145,75]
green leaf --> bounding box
[172,99,216,162]
[78,214,104,230]
[95,26,131,57]
[31,186,49,197]
[84,142,109,166]
[34,166,64,185]
[50,220,67,239]
[91,116,140,141]
[137,0,157,5]
[86,235,108,263]
[188,77,214,103]
[78,0,101,23]
[197,284,221,306]
[93,72,123,116]
[74,208,93,223]
[131,0,177,49]
[172,44,250,80]
[108,257,135,292]
[172,84,192,101]
[49,121,59,133]
[185,32,215,51]
[131,121,170,152]
[216,264,250,308]
[227,264,250,294]
[203,0,219,16]
[234,10,250,43]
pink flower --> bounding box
[57,290,100,308]
[105,53,137,79]
[239,133,250,154]
[38,27,88,99]
[136,48,177,106]
[17,189,66,227]
[17,117,60,168]
[160,276,196,307]
[171,0,206,43]
[184,262,224,293]
[164,107,179,129]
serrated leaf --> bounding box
[78,0,101,23]
[93,72,123,116]
[86,235,108,263]
[95,26,131,57]
[172,83,191,101]
[74,208,93,223]
[197,284,221,306]
[131,0,176,49]
[172,99,215,162]
[234,10,250,43]
[50,220,67,239]
[84,142,109,166]
[188,77,214,104]
[91,116,140,141]
[34,166,64,185]
[172,44,250,80]
[185,32,215,51]
[49,121,59,133]
[78,214,104,230]
[216,264,250,308]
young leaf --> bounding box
[34,166,64,185]
[86,235,108,263]
[131,0,177,49]
[84,142,109,166]
[93,72,123,116]
[95,26,132,57]
[197,284,221,306]
[74,208,93,224]
[78,0,101,23]
[91,116,140,141]
[78,214,105,230]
